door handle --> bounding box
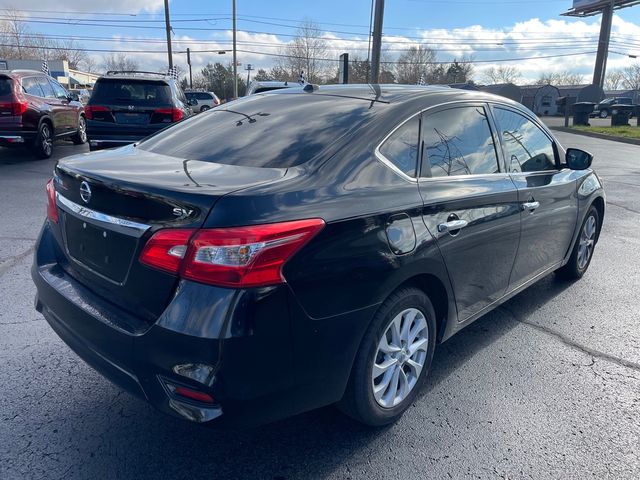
[521,201,540,211]
[437,219,468,233]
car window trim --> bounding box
[417,102,502,181]
[487,102,561,174]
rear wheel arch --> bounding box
[388,273,451,343]
[38,115,54,133]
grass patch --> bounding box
[572,125,640,140]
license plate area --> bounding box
[63,213,138,284]
[114,112,149,125]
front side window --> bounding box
[378,115,420,177]
[50,80,68,100]
[37,77,56,98]
[421,106,499,178]
[494,108,557,173]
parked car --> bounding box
[246,80,301,95]
[68,88,91,105]
[591,97,634,118]
[184,90,220,112]
[33,85,605,428]
[0,69,86,158]
[85,71,195,151]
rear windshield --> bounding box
[91,79,172,106]
[0,77,13,96]
[138,93,375,168]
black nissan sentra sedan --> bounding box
[32,84,605,427]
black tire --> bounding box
[200,105,210,112]
[599,109,609,119]
[71,115,87,145]
[557,205,600,280]
[33,121,53,159]
[339,287,437,426]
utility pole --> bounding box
[592,1,614,88]
[232,0,238,99]
[163,0,173,69]
[370,0,385,84]
[245,63,253,87]
[186,48,193,89]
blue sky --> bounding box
[1,0,639,83]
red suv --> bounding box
[0,69,86,158]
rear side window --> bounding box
[493,108,557,173]
[421,106,499,178]
[22,77,43,96]
[91,79,172,105]
[378,115,420,177]
[139,94,375,168]
[197,92,212,100]
[0,77,13,96]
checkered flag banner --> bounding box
[168,66,179,80]
[298,70,305,85]
[42,60,50,76]
[417,73,426,86]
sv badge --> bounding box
[172,207,194,218]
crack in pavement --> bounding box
[0,246,34,277]
[500,306,640,373]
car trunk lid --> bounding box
[53,145,286,321]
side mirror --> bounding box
[188,98,198,106]
[566,148,593,170]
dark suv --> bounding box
[85,71,194,151]
[0,70,86,158]
[33,85,605,428]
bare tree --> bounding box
[395,45,437,84]
[604,70,624,91]
[276,20,329,83]
[621,63,640,91]
[103,53,139,73]
[481,65,521,84]
[536,71,585,86]
[81,56,99,74]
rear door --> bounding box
[418,103,521,322]
[491,105,578,287]
[36,76,65,133]
[49,79,76,133]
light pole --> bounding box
[232,0,238,99]
[163,0,173,70]
[370,0,385,83]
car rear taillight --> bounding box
[84,105,109,120]
[154,107,183,122]
[140,219,325,288]
[0,100,27,115]
[46,179,58,223]
[139,229,194,274]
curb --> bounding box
[549,126,640,147]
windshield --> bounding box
[138,94,376,168]
[91,79,172,106]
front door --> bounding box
[418,104,521,322]
[491,106,578,287]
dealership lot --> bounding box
[1,133,639,479]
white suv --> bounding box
[185,91,220,112]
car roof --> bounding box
[98,71,174,82]
[0,69,48,78]
[259,83,524,111]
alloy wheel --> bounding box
[577,214,597,270]
[372,308,429,408]
[41,124,52,156]
[78,117,87,143]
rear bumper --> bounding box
[32,222,372,427]
[0,130,36,145]
[86,121,169,149]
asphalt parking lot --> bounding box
[1,133,639,479]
